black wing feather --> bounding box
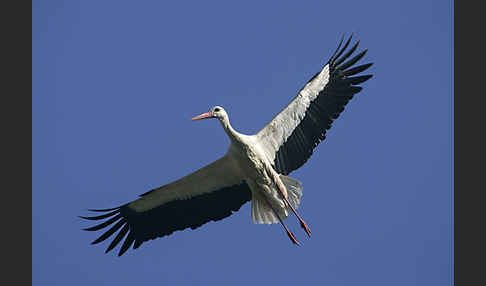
[273,35,373,175]
[82,214,122,231]
[81,183,251,256]
[105,223,129,253]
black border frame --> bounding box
[7,1,467,284]
[454,0,484,285]
[4,1,32,285]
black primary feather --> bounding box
[273,35,373,175]
[80,182,251,256]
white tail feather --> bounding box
[280,175,303,210]
[251,175,303,224]
[251,192,279,224]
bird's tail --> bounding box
[251,191,280,224]
[251,175,303,224]
[280,175,303,211]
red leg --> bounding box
[276,181,312,237]
[261,193,300,246]
[282,220,300,246]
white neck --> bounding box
[219,116,240,143]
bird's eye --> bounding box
[214,108,220,112]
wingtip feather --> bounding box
[82,214,122,231]
[79,209,120,221]
[332,34,353,63]
[343,63,373,76]
[87,206,121,212]
[329,34,345,62]
[105,224,129,254]
[337,49,368,71]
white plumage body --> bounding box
[226,133,291,224]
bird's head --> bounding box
[191,106,227,121]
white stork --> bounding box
[81,34,373,256]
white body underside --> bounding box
[226,134,301,224]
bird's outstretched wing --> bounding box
[256,34,373,175]
[80,155,251,256]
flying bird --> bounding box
[81,34,373,256]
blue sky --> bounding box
[33,1,453,285]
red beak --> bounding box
[191,111,214,121]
